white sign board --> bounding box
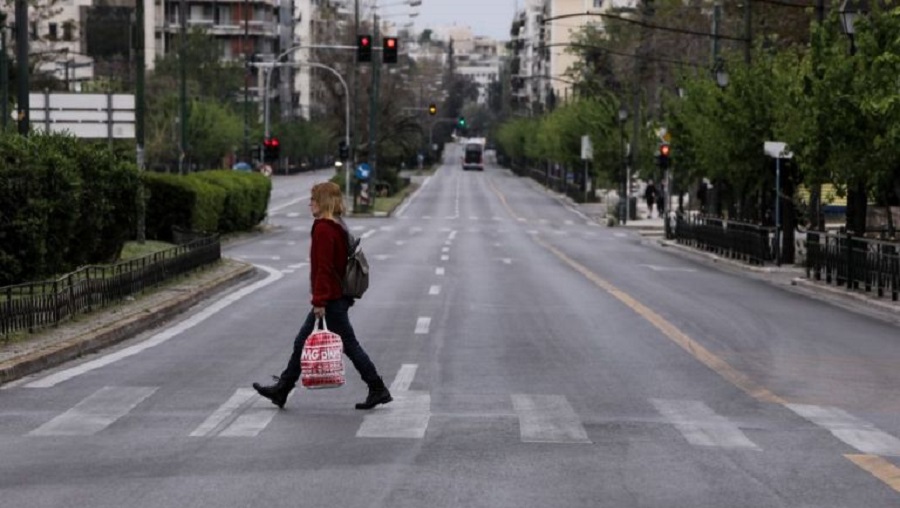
[581,135,593,161]
[29,93,135,139]
[763,141,793,159]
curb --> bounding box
[0,261,257,386]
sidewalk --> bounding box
[557,188,899,324]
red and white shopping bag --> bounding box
[300,317,345,389]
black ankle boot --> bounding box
[355,377,392,410]
[253,376,294,409]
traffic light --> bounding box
[338,140,349,161]
[357,35,372,63]
[383,37,398,64]
[658,143,670,169]
[457,116,466,128]
[263,137,280,162]
[428,103,437,116]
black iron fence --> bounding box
[1,236,221,339]
[806,232,899,301]
[675,215,773,265]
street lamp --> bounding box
[840,0,869,55]
[618,106,629,225]
[715,67,729,88]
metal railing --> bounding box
[675,214,773,266]
[1,236,221,339]
[806,232,899,301]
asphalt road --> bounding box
[3,146,900,507]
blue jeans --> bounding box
[279,297,381,388]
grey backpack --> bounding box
[341,226,369,299]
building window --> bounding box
[592,0,603,8]
[30,21,38,40]
[48,23,58,41]
[63,21,75,41]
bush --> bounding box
[190,170,271,232]
[0,132,139,285]
[142,172,225,241]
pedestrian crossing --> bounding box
[12,380,900,456]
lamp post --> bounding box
[618,106,628,225]
[0,12,8,131]
[839,0,868,55]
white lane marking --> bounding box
[361,229,377,239]
[286,213,301,218]
[390,364,418,392]
[527,230,539,235]
[30,387,157,436]
[441,255,449,261]
[219,396,286,437]
[651,399,759,450]
[787,404,900,456]
[435,267,445,276]
[492,216,504,221]
[469,216,479,220]
[448,230,458,240]
[395,176,431,217]
[190,388,256,437]
[614,232,627,237]
[351,225,366,231]
[512,394,591,444]
[269,196,309,214]
[379,226,394,231]
[423,215,432,220]
[287,263,308,269]
[237,255,281,260]
[639,264,697,273]
[442,247,450,253]
[282,270,295,274]
[429,285,441,295]
[356,391,431,439]
[26,265,284,388]
[518,218,527,222]
[554,230,567,235]
[395,240,406,246]
[410,227,423,234]
[373,254,394,261]
[415,317,431,335]
[564,220,574,225]
[500,258,512,265]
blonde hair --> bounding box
[311,181,345,218]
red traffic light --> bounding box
[659,144,670,157]
[264,138,279,147]
[386,38,396,49]
[360,36,370,47]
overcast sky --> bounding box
[412,0,518,41]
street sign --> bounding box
[29,92,135,139]
[580,135,593,161]
[763,141,793,159]
[355,163,371,180]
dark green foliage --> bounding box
[0,132,140,286]
[190,171,271,232]
[142,170,270,241]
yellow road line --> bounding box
[846,455,900,493]
[532,234,785,405]
[492,176,900,495]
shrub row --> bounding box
[142,170,271,242]
[0,133,139,286]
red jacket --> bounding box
[310,219,348,307]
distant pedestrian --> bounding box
[644,180,658,218]
[253,182,392,411]
[697,181,708,214]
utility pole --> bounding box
[178,0,187,174]
[1,11,8,131]
[243,0,250,163]
[368,11,379,192]
[743,0,751,64]
[15,0,28,136]
[135,0,147,243]
[808,0,826,230]
[352,0,359,170]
